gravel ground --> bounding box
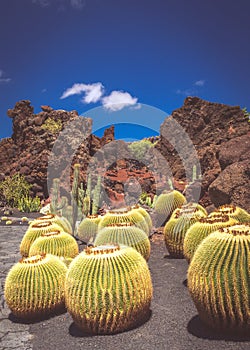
[0,226,250,350]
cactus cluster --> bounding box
[65,244,153,334]
[154,190,187,225]
[77,214,101,243]
[98,207,149,236]
[20,221,64,257]
[29,230,79,259]
[164,203,207,258]
[4,253,67,319]
[188,224,250,333]
[94,222,151,260]
[183,214,238,263]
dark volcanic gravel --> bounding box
[1,228,250,350]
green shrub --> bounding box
[17,195,41,213]
[41,118,63,133]
[0,173,31,207]
[128,140,153,162]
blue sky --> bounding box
[0,0,250,140]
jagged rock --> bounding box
[41,105,53,112]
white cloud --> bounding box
[176,88,196,96]
[60,82,104,103]
[102,90,138,112]
[70,0,85,10]
[0,70,11,83]
[32,0,50,7]
[194,80,205,87]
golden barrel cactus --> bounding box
[29,230,79,259]
[32,214,72,235]
[164,204,206,258]
[20,221,64,257]
[98,207,149,236]
[77,214,101,243]
[94,222,151,260]
[154,190,187,225]
[130,204,153,233]
[65,244,153,334]
[4,253,67,319]
[188,224,250,333]
[183,214,238,263]
[213,204,250,223]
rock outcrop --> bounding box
[155,97,250,210]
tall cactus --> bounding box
[188,224,250,333]
[50,179,68,215]
[92,175,101,215]
[65,244,153,334]
[4,253,67,319]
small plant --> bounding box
[1,216,8,221]
[6,220,12,225]
[41,117,63,134]
[0,173,32,208]
[18,195,41,213]
[128,139,153,162]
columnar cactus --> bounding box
[98,207,149,236]
[77,214,101,243]
[154,190,187,226]
[4,253,67,319]
[65,244,153,334]
[29,230,79,258]
[183,214,238,263]
[130,204,153,233]
[188,224,250,333]
[20,221,64,257]
[164,205,207,258]
[94,222,151,260]
[32,214,72,235]
[213,204,250,223]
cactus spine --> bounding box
[188,224,250,333]
[32,214,72,235]
[20,221,64,257]
[4,253,67,319]
[183,214,238,263]
[164,204,207,258]
[94,222,151,260]
[65,244,153,334]
[29,230,79,258]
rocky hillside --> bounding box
[156,97,250,210]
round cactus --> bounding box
[130,204,153,233]
[188,224,250,333]
[65,244,153,334]
[98,207,149,236]
[20,221,64,257]
[164,205,207,258]
[183,214,238,263]
[32,214,72,235]
[77,214,101,243]
[154,190,187,225]
[4,253,67,319]
[213,204,250,223]
[171,202,207,218]
[94,222,151,260]
[29,230,79,259]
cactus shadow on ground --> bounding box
[187,316,250,341]
[8,307,67,325]
[68,309,152,337]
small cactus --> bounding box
[164,204,207,258]
[154,190,187,226]
[4,253,67,319]
[20,221,64,257]
[94,222,151,260]
[188,224,250,333]
[5,220,12,225]
[29,230,79,259]
[98,207,149,236]
[65,244,153,334]
[183,214,238,263]
[77,214,101,243]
